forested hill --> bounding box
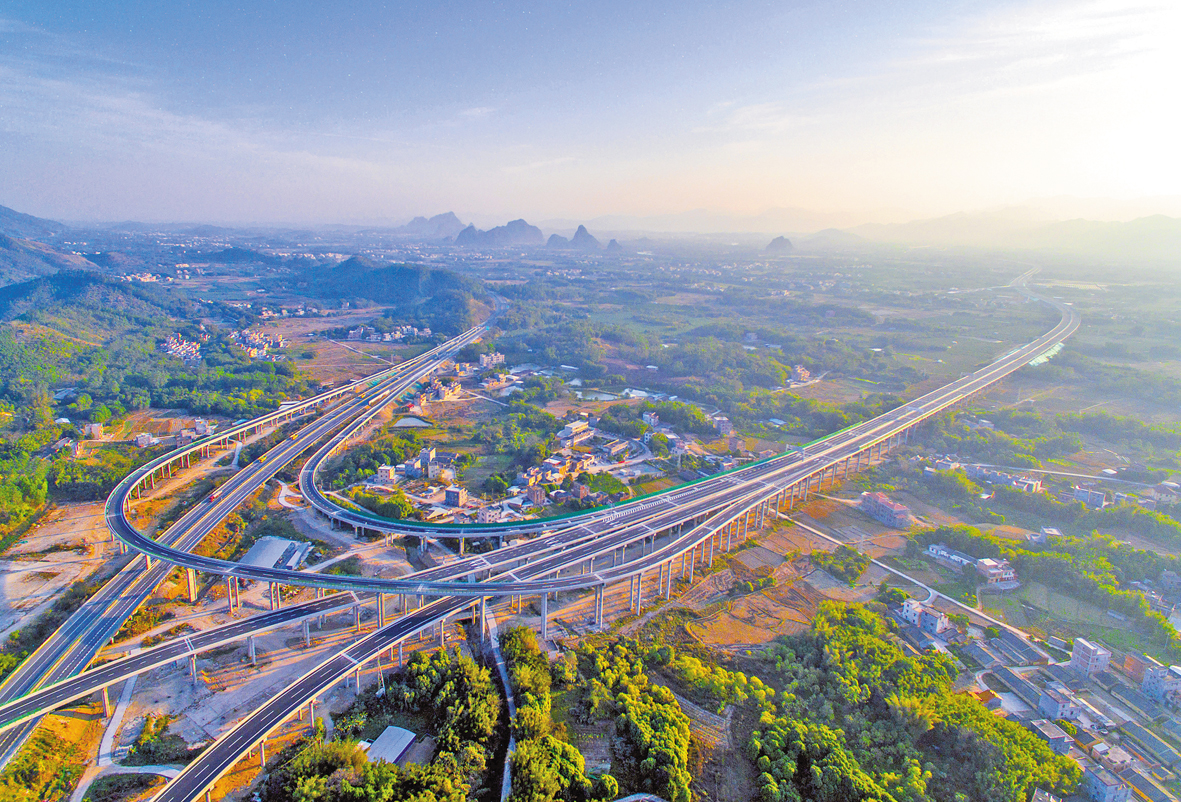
[0,271,187,340]
[0,235,97,287]
[300,258,487,333]
[0,204,68,240]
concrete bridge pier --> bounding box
[185,568,198,603]
[479,596,487,642]
[303,619,311,647]
[248,635,257,665]
[594,585,604,629]
[101,685,111,718]
[540,594,549,641]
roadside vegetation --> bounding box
[262,646,500,802]
[811,544,870,585]
[909,524,1181,657]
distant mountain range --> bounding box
[455,219,545,248]
[392,212,466,240]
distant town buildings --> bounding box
[976,557,1017,586]
[898,598,952,635]
[1084,763,1131,802]
[1074,486,1110,509]
[232,328,286,358]
[859,491,912,528]
[478,351,505,369]
[444,486,468,507]
[161,333,202,362]
[1070,638,1112,676]
[925,542,976,572]
[1038,687,1082,720]
[791,365,811,383]
[1028,719,1073,755]
[347,325,431,342]
[1142,663,1181,703]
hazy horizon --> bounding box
[2,0,1178,228]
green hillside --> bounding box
[301,258,486,333]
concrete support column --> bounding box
[439,618,445,648]
[540,594,549,641]
[248,635,257,666]
[303,619,311,647]
[689,548,696,583]
[189,654,198,683]
[398,642,404,666]
[635,573,643,613]
[226,578,235,613]
[353,605,361,633]
[259,739,266,767]
[665,561,673,599]
[185,568,198,604]
[101,685,111,718]
[479,596,487,642]
[377,594,386,628]
[594,585,604,629]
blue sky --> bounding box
[0,0,1177,226]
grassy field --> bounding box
[980,581,1174,661]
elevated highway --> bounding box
[1,274,1076,800]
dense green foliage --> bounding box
[0,273,316,420]
[749,603,1078,802]
[812,545,870,585]
[475,402,560,462]
[500,627,608,802]
[349,488,417,520]
[300,258,486,334]
[264,647,499,802]
[326,430,422,489]
[911,524,1181,655]
[573,640,693,802]
[126,714,202,765]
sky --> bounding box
[0,0,1178,228]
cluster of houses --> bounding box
[923,542,1019,587]
[518,452,595,489]
[962,630,1181,802]
[160,333,202,363]
[406,378,462,415]
[232,328,287,358]
[924,458,1043,493]
[926,455,1177,513]
[374,447,459,485]
[346,325,432,342]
